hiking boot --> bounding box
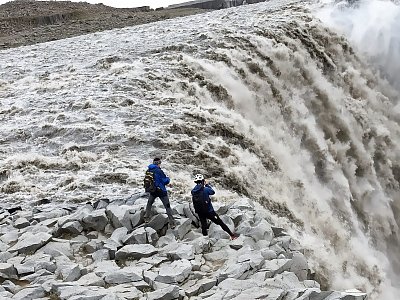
[143,215,150,223]
[170,221,176,229]
[230,233,239,240]
[168,216,176,229]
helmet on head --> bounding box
[194,174,204,182]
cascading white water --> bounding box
[0,0,399,299]
[316,0,400,91]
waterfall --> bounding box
[0,0,399,298]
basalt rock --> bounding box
[0,194,367,300]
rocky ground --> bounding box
[0,0,206,49]
[0,194,367,299]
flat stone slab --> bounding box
[10,286,45,300]
[104,266,143,284]
[107,284,143,299]
[8,232,52,254]
[115,244,158,260]
[185,277,217,297]
[156,259,192,284]
[165,243,195,260]
[76,273,105,287]
[14,217,30,229]
[145,285,180,300]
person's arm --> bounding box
[204,185,215,195]
[160,169,170,185]
[163,177,170,185]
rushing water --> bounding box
[0,0,399,298]
[316,0,400,90]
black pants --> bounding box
[198,211,233,236]
[145,192,174,223]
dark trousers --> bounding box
[199,211,233,236]
[145,192,174,222]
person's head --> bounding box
[194,173,205,185]
[153,157,162,165]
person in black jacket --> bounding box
[191,174,238,239]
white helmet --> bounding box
[194,174,204,182]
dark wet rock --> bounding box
[33,198,51,206]
[6,206,22,214]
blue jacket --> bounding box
[191,183,215,213]
[148,164,170,195]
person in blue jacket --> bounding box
[144,158,175,228]
[191,174,238,239]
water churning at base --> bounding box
[0,0,399,298]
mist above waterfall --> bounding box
[0,0,399,299]
[316,0,400,91]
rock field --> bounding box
[0,194,367,299]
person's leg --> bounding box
[159,194,175,227]
[144,193,156,220]
[199,214,208,236]
[207,212,234,236]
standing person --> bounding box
[144,158,175,228]
[191,174,238,239]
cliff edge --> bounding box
[0,0,207,49]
